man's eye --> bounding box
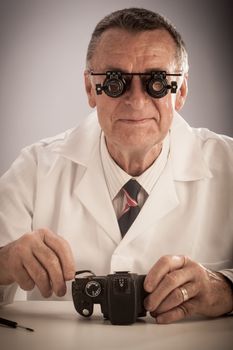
[151,80,164,92]
[107,81,122,94]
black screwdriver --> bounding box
[0,317,34,332]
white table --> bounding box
[0,301,232,350]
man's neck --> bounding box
[105,142,163,176]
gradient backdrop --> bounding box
[0,0,233,175]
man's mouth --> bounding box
[118,118,155,124]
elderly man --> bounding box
[0,8,232,324]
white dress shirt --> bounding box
[100,131,170,218]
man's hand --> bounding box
[0,229,76,298]
[143,255,233,324]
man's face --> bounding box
[85,28,187,156]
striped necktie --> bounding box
[118,179,141,236]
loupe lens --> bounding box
[104,77,125,97]
[147,77,168,98]
[152,81,164,92]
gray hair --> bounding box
[86,8,189,73]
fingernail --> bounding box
[144,299,153,312]
[145,282,153,293]
[57,285,66,297]
[65,271,75,281]
[43,289,53,298]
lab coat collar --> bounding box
[52,110,101,166]
[170,111,212,181]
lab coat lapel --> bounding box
[74,138,121,245]
[53,111,121,245]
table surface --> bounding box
[0,301,232,350]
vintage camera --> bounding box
[72,270,148,325]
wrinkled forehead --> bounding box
[90,28,178,71]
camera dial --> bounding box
[85,281,102,298]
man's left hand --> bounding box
[144,255,233,323]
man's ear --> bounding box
[175,73,188,111]
[84,70,96,108]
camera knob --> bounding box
[78,300,93,317]
[82,309,91,316]
[85,281,102,298]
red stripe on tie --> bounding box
[123,189,138,207]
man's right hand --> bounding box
[0,229,76,298]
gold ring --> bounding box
[180,286,189,302]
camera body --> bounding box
[72,270,148,325]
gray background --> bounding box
[0,0,233,176]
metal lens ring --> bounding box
[146,73,168,98]
[103,72,127,98]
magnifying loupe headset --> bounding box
[90,70,182,99]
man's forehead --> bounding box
[91,28,177,70]
[100,27,174,41]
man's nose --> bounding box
[124,77,149,110]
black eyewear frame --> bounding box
[90,71,182,99]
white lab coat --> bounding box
[0,111,232,302]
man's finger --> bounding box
[154,300,196,324]
[144,265,192,311]
[31,242,66,296]
[144,255,187,292]
[37,229,76,280]
[13,263,35,291]
[155,282,198,314]
[23,250,58,298]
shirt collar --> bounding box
[100,131,170,200]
